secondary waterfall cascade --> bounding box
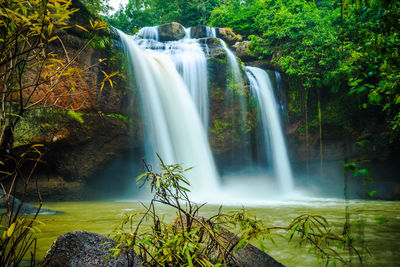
[117,26,295,200]
[245,67,294,191]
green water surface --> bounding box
[34,199,400,266]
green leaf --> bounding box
[344,163,356,172]
[185,249,193,266]
[7,223,16,237]
[258,237,265,252]
[353,169,370,177]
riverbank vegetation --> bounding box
[0,0,113,265]
[111,157,363,266]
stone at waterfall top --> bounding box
[143,22,242,44]
[158,22,186,41]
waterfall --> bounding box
[275,71,285,119]
[135,35,209,129]
[220,39,243,90]
[135,26,159,41]
[117,24,295,201]
[206,26,216,38]
[118,30,220,198]
[245,66,294,191]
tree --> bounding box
[106,0,224,33]
[0,1,113,264]
[0,0,110,155]
[80,0,113,15]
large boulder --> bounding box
[233,41,257,61]
[191,26,206,38]
[217,27,242,45]
[212,224,284,267]
[158,22,186,41]
[190,26,215,38]
[173,216,284,267]
[41,231,141,267]
[199,38,226,59]
[226,240,284,267]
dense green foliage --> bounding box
[106,0,222,33]
[342,2,400,130]
[80,0,113,14]
[106,0,399,142]
[209,0,400,139]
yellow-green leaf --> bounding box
[7,223,16,237]
[75,24,89,33]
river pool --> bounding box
[33,199,399,266]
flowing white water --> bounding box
[220,39,244,89]
[184,27,191,38]
[135,26,159,41]
[118,30,220,199]
[119,25,296,201]
[275,71,285,118]
[245,66,294,191]
[135,36,209,129]
[206,26,216,38]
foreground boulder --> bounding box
[215,227,284,267]
[227,241,284,267]
[158,22,186,41]
[190,26,214,38]
[174,216,284,267]
[41,231,141,267]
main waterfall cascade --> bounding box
[133,26,210,129]
[118,30,220,200]
[118,26,295,201]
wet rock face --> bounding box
[158,22,186,41]
[217,27,241,45]
[190,26,209,38]
[9,0,143,201]
[199,38,226,59]
[232,41,257,61]
[13,111,135,201]
[41,231,141,267]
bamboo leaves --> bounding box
[112,156,367,266]
[6,223,15,237]
[113,157,281,266]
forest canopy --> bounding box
[209,0,400,135]
[104,0,400,139]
